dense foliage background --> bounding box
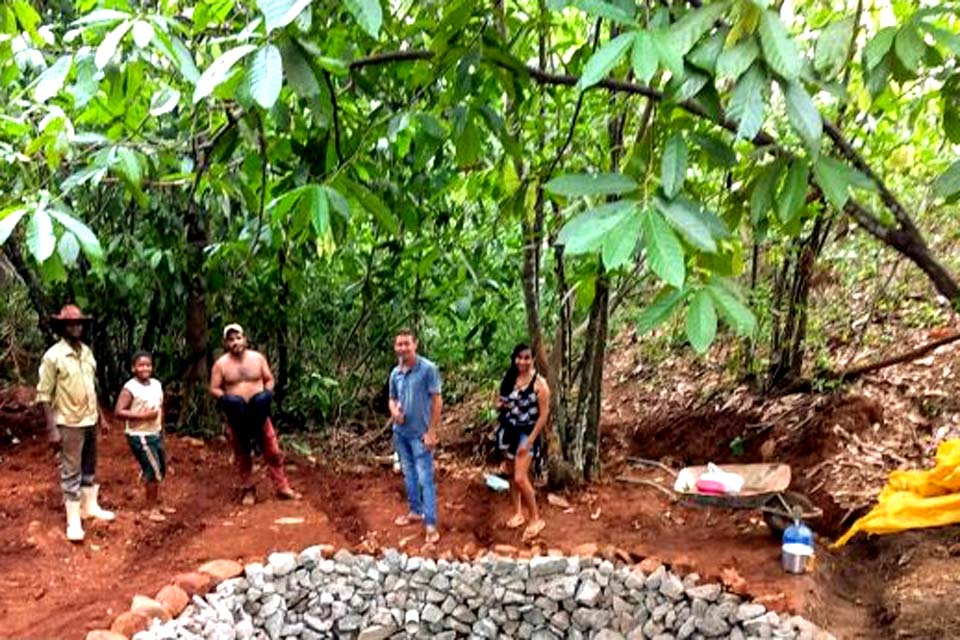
[2,0,959,481]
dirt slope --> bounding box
[0,413,813,640]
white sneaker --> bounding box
[80,485,116,521]
[65,500,84,542]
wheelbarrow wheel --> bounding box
[762,491,817,538]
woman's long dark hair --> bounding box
[499,343,531,397]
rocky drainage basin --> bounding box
[88,546,834,640]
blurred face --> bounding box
[64,322,84,340]
[132,356,153,381]
[514,349,533,373]
[394,334,417,363]
[225,331,246,355]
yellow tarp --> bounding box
[834,438,960,547]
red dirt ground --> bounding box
[0,411,815,640]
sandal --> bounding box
[505,513,526,529]
[277,487,302,500]
[394,512,424,527]
[240,488,256,506]
[425,526,440,544]
[522,519,546,541]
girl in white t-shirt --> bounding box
[115,351,171,522]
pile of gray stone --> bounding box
[132,547,832,640]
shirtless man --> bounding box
[210,324,299,504]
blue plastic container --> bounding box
[782,520,814,573]
[783,520,814,547]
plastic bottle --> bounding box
[781,519,815,573]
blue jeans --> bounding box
[392,427,437,527]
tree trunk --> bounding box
[180,189,214,432]
[1,242,50,334]
[276,245,290,412]
[767,215,831,388]
[582,270,609,481]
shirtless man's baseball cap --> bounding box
[223,323,244,339]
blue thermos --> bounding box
[781,520,814,573]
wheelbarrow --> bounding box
[626,459,822,537]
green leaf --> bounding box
[602,208,642,269]
[247,44,283,109]
[661,133,688,199]
[304,185,330,236]
[777,159,809,225]
[149,85,181,116]
[814,17,854,78]
[564,0,636,25]
[338,178,397,233]
[812,157,851,209]
[71,8,129,26]
[257,0,312,33]
[716,37,759,81]
[324,186,351,220]
[344,0,383,39]
[632,31,658,85]
[280,42,320,98]
[750,159,784,226]
[686,289,717,354]
[26,208,55,263]
[707,280,756,336]
[13,0,39,29]
[933,160,960,199]
[113,147,142,186]
[863,27,896,71]
[152,32,200,84]
[268,186,307,223]
[782,80,823,156]
[544,173,638,198]
[193,45,256,102]
[726,0,760,46]
[34,55,72,102]
[653,30,685,78]
[557,200,637,254]
[655,196,719,253]
[690,132,736,168]
[688,31,726,73]
[578,32,634,90]
[894,25,925,72]
[95,20,132,69]
[670,1,727,56]
[61,166,107,195]
[641,208,685,288]
[637,287,686,333]
[57,231,80,266]
[945,103,960,145]
[454,116,482,166]
[727,63,765,140]
[757,9,801,81]
[47,208,104,262]
[0,207,27,245]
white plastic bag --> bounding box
[697,463,744,494]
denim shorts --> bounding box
[126,433,166,482]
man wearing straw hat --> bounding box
[36,304,115,542]
[210,323,300,505]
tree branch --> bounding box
[347,48,960,302]
[322,70,345,165]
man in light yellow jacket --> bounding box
[37,304,115,542]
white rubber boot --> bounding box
[80,485,115,521]
[65,500,84,542]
